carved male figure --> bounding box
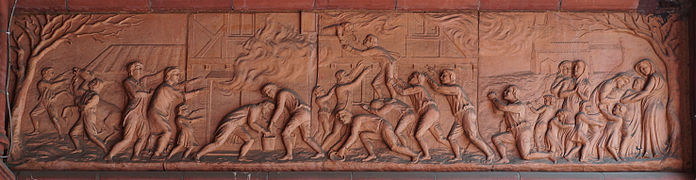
[527,95,556,152]
[332,111,420,163]
[322,63,371,152]
[488,85,554,163]
[106,62,163,160]
[263,83,325,160]
[69,78,109,153]
[425,69,495,162]
[391,72,450,160]
[148,67,204,158]
[29,67,71,136]
[195,100,275,161]
[361,98,416,146]
[167,103,204,160]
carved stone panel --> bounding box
[6,12,691,171]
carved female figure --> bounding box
[621,59,669,158]
[619,77,645,157]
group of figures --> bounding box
[487,59,677,164]
[30,62,205,160]
[26,30,677,164]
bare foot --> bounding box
[548,156,557,164]
[311,153,325,159]
[410,152,422,163]
[238,157,253,162]
[448,156,463,162]
[421,155,432,161]
[496,158,510,164]
[485,155,495,163]
[103,155,112,161]
[279,155,293,161]
[71,149,83,154]
[362,155,377,162]
[28,131,39,136]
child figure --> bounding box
[599,103,627,161]
[546,109,573,157]
[167,103,204,160]
[528,95,556,152]
[565,101,604,162]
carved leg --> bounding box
[196,126,234,161]
[47,104,64,136]
[447,121,463,162]
[167,145,185,159]
[492,132,513,164]
[394,113,415,146]
[153,131,173,157]
[69,119,85,153]
[29,104,45,135]
[359,132,377,162]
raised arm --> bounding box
[425,75,459,96]
[316,86,336,102]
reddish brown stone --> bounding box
[233,0,314,10]
[151,0,232,11]
[562,0,639,10]
[397,0,478,10]
[316,0,395,10]
[67,0,149,12]
[16,0,66,12]
[480,0,559,10]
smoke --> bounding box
[217,15,315,95]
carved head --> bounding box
[363,34,378,47]
[369,99,386,110]
[41,67,55,80]
[338,110,353,124]
[88,78,104,92]
[542,95,554,106]
[558,60,573,77]
[555,109,569,120]
[261,83,280,100]
[408,72,424,85]
[440,69,456,85]
[614,73,631,89]
[165,68,182,84]
[573,60,587,79]
[128,61,144,79]
[503,85,519,102]
[612,103,626,116]
[633,77,645,90]
[635,59,655,77]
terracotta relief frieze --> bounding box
[6,12,692,171]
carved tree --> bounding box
[556,12,682,155]
[8,14,142,159]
